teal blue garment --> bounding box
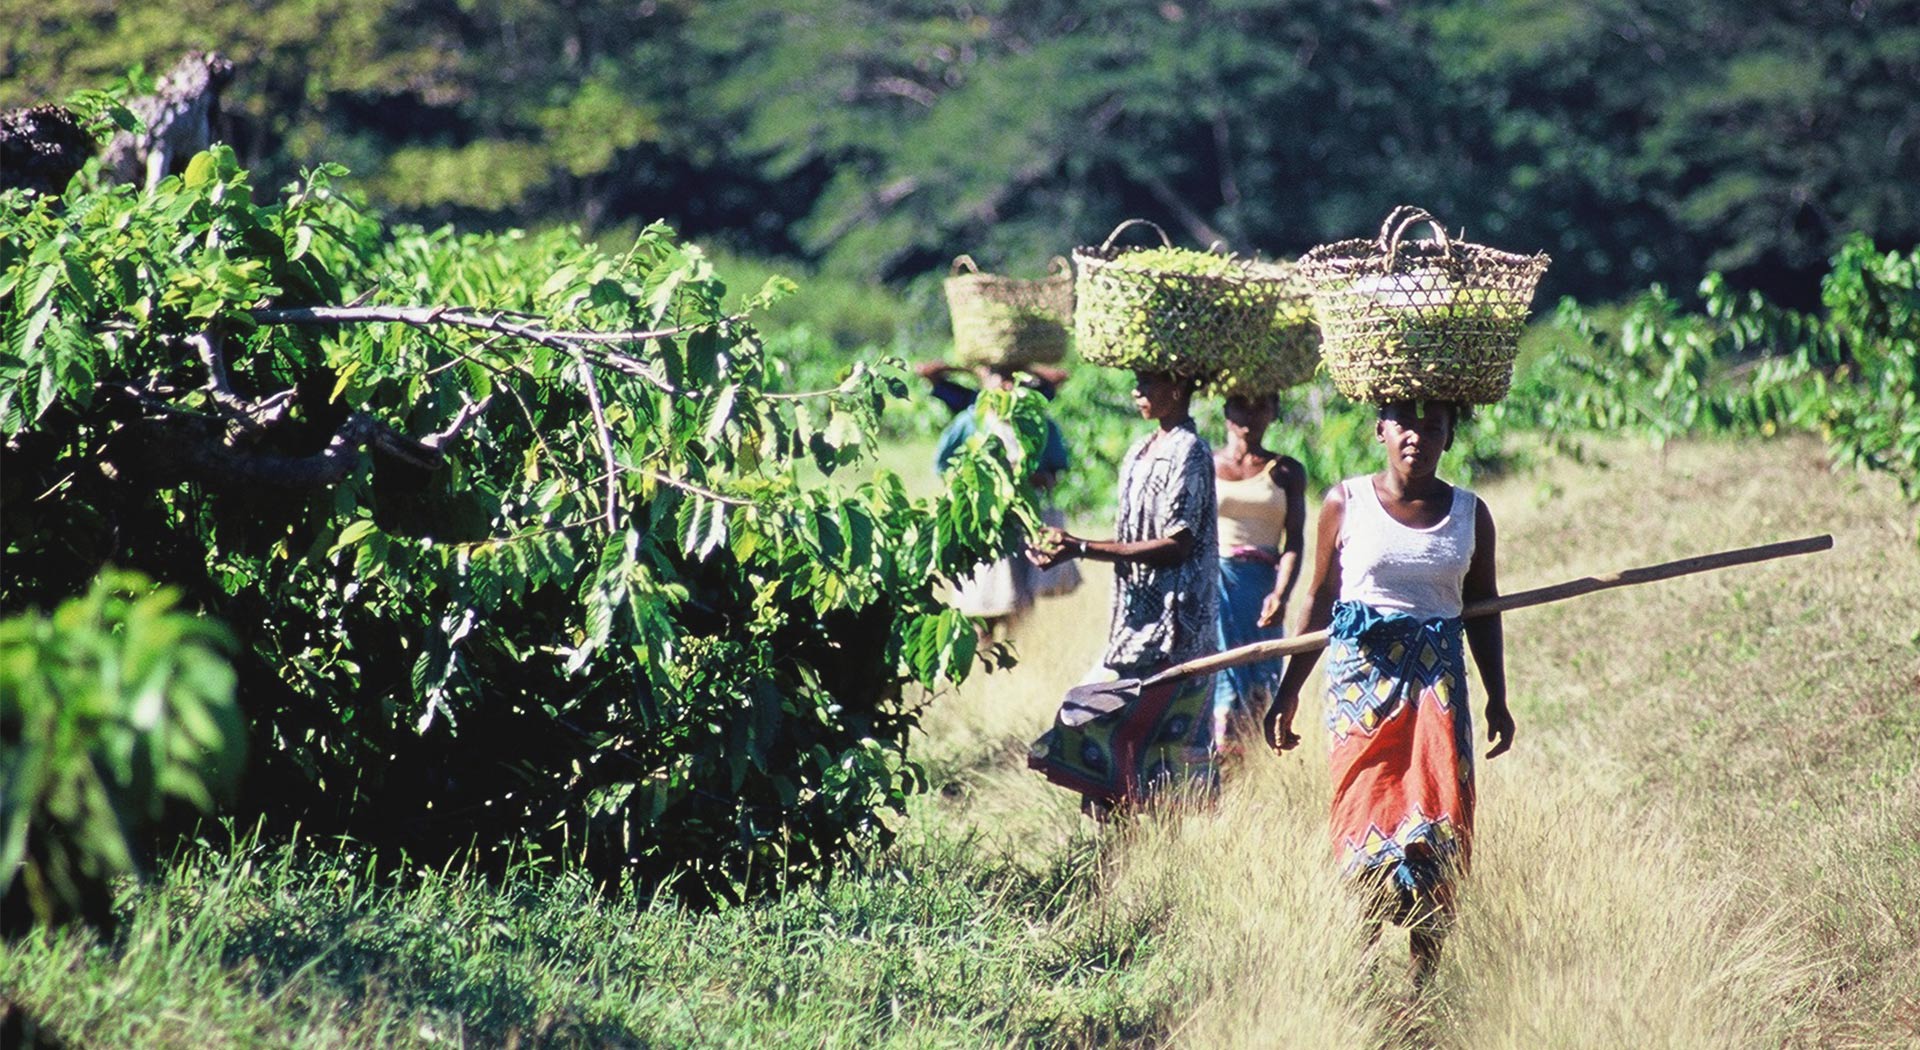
[933,407,1071,477]
[1212,554,1284,731]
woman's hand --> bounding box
[1026,527,1080,569]
[1263,690,1302,752]
[1257,592,1287,629]
[1483,701,1515,758]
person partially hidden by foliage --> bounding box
[1210,392,1306,747]
[1266,399,1514,985]
[1028,369,1219,817]
[917,359,1070,412]
[924,361,1073,638]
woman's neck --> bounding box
[1222,428,1269,460]
[1376,467,1447,502]
[1156,411,1191,433]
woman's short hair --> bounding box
[1377,399,1472,426]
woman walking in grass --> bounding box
[1266,399,1514,983]
[1028,369,1219,813]
[1211,392,1306,747]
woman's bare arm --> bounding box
[1028,528,1194,569]
[1462,497,1513,757]
[1259,457,1309,627]
[1266,484,1346,750]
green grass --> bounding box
[0,823,1172,1049]
[5,434,1918,1048]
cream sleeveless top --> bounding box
[1216,468,1288,553]
[1336,476,1477,618]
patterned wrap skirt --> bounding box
[1212,550,1284,742]
[1028,665,1218,806]
[1324,600,1475,922]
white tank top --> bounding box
[1336,476,1477,618]
[1216,469,1288,553]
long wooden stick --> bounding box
[1148,534,1833,685]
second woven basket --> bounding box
[1072,220,1287,381]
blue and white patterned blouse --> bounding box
[1103,418,1219,674]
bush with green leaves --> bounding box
[0,571,242,935]
[0,144,1044,904]
[1518,235,1919,495]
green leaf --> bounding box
[183,152,215,188]
[328,519,379,557]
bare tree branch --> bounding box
[248,304,753,395]
[250,304,726,346]
[424,394,494,451]
[638,469,755,507]
[99,392,493,490]
[187,331,297,434]
[572,354,620,532]
[190,331,234,399]
[868,76,938,108]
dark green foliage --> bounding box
[0,147,1044,903]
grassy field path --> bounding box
[4,435,1914,1049]
[918,434,1920,1049]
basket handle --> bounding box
[1377,206,1452,269]
[949,254,981,277]
[1100,218,1174,251]
[1047,255,1072,278]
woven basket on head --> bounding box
[1071,220,1286,381]
[1204,259,1321,399]
[1299,206,1550,405]
[944,255,1074,367]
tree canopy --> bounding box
[6,0,1914,306]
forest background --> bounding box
[9,0,1915,318]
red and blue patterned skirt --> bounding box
[1324,600,1475,924]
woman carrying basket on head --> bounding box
[932,254,1079,637]
[1275,205,1542,984]
[1028,369,1220,815]
[1266,399,1514,985]
[1211,392,1307,747]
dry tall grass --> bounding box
[914,434,1919,1048]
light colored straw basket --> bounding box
[1298,206,1550,404]
[1205,259,1321,398]
[1071,220,1285,381]
[944,254,1074,367]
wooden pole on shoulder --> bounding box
[1149,534,1833,686]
